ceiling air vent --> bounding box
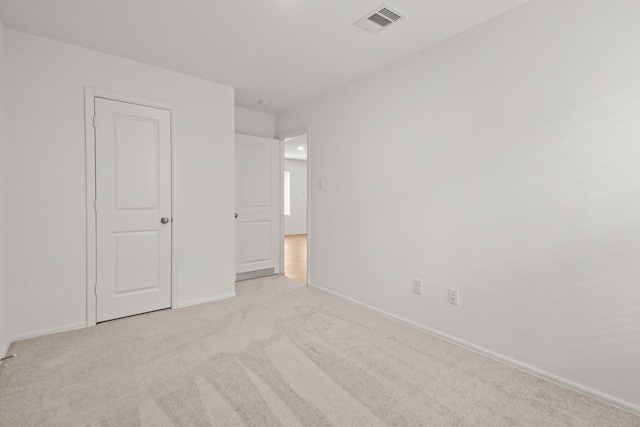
[355,3,407,35]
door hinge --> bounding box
[94,283,98,295]
[94,200,98,212]
[93,116,97,128]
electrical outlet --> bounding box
[413,279,423,295]
[448,288,458,305]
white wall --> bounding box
[4,30,236,340]
[277,0,640,412]
[235,107,275,138]
[284,159,307,235]
[0,18,7,357]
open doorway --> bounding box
[282,132,308,284]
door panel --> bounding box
[241,145,272,207]
[115,117,160,210]
[240,221,272,263]
[235,134,281,279]
[95,98,172,322]
[114,231,160,294]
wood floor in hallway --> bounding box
[284,234,307,283]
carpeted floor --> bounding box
[0,276,638,426]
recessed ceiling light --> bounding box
[258,100,271,106]
[297,146,305,151]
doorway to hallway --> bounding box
[284,234,307,283]
[281,131,309,284]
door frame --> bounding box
[278,126,311,285]
[84,87,179,327]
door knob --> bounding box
[161,217,170,224]
[235,213,238,218]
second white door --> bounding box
[95,97,172,322]
[235,134,282,280]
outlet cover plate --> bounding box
[448,288,458,305]
[413,279,423,295]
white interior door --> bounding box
[235,134,282,280]
[95,98,172,322]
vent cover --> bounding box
[354,3,407,35]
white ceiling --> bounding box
[0,0,531,114]
[284,134,308,161]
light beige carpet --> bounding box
[0,276,638,426]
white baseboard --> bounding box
[4,292,237,345]
[0,339,10,366]
[9,321,88,343]
[177,292,236,309]
[307,283,640,417]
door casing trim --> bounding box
[84,87,179,326]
